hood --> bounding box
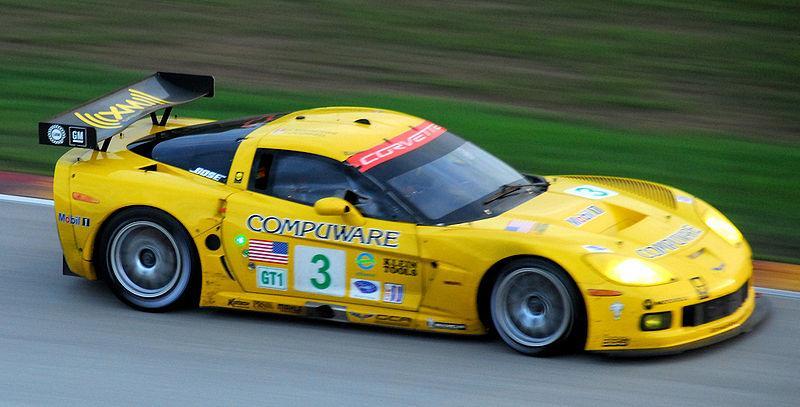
[471,176,710,261]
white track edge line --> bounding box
[0,193,54,206]
[0,193,798,299]
[755,287,800,300]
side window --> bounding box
[249,150,413,222]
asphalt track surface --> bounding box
[1,200,798,406]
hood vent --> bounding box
[561,175,676,209]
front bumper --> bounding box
[597,293,770,356]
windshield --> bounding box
[363,131,537,224]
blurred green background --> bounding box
[0,1,798,262]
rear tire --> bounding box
[97,207,198,312]
[490,259,584,356]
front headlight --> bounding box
[585,254,676,286]
[702,207,743,246]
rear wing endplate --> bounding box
[38,72,214,150]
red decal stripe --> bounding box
[347,121,446,172]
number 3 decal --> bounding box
[294,246,345,296]
[310,254,331,289]
[564,185,618,200]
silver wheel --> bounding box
[109,221,182,298]
[493,267,573,347]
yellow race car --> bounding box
[40,72,768,356]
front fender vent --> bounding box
[560,175,676,209]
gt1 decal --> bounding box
[346,121,446,172]
[355,252,376,270]
[349,279,381,301]
[383,258,417,276]
[383,283,404,304]
[190,167,226,182]
[636,225,703,258]
[564,185,618,200]
[294,246,346,297]
[247,215,400,249]
[582,245,611,253]
[57,212,90,227]
[565,205,605,227]
[256,266,288,290]
[47,125,67,145]
[426,319,466,330]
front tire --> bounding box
[98,207,198,312]
[490,259,584,356]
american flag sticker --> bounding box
[248,239,289,264]
[383,283,404,304]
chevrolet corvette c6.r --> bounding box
[39,72,767,355]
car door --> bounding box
[221,149,423,311]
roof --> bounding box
[250,107,429,162]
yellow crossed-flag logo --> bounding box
[73,89,170,129]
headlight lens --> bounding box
[585,254,676,286]
[702,207,743,245]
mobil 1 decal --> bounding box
[294,245,346,297]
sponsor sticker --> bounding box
[253,301,274,310]
[583,245,612,253]
[68,127,87,147]
[355,252,376,270]
[234,171,244,183]
[346,121,446,172]
[227,298,250,309]
[636,225,703,259]
[564,185,618,200]
[505,220,533,233]
[676,195,694,204]
[73,88,169,130]
[190,167,226,182]
[294,246,346,297]
[57,212,90,227]
[248,239,289,264]
[47,124,67,145]
[376,315,413,327]
[234,234,247,247]
[349,278,381,301]
[383,258,417,276]
[278,304,305,315]
[602,336,630,347]
[689,276,709,299]
[348,312,375,321]
[426,319,466,330]
[256,266,288,290]
[247,214,400,249]
[383,283,404,304]
[565,205,605,227]
[610,302,624,320]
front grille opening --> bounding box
[682,282,748,327]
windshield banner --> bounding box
[347,120,446,172]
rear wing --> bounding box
[38,72,214,150]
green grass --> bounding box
[0,60,797,263]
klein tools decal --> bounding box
[636,225,703,259]
[346,120,446,172]
[565,205,605,227]
[247,214,400,249]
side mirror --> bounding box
[313,197,365,226]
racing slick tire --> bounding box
[97,207,199,312]
[490,259,585,356]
